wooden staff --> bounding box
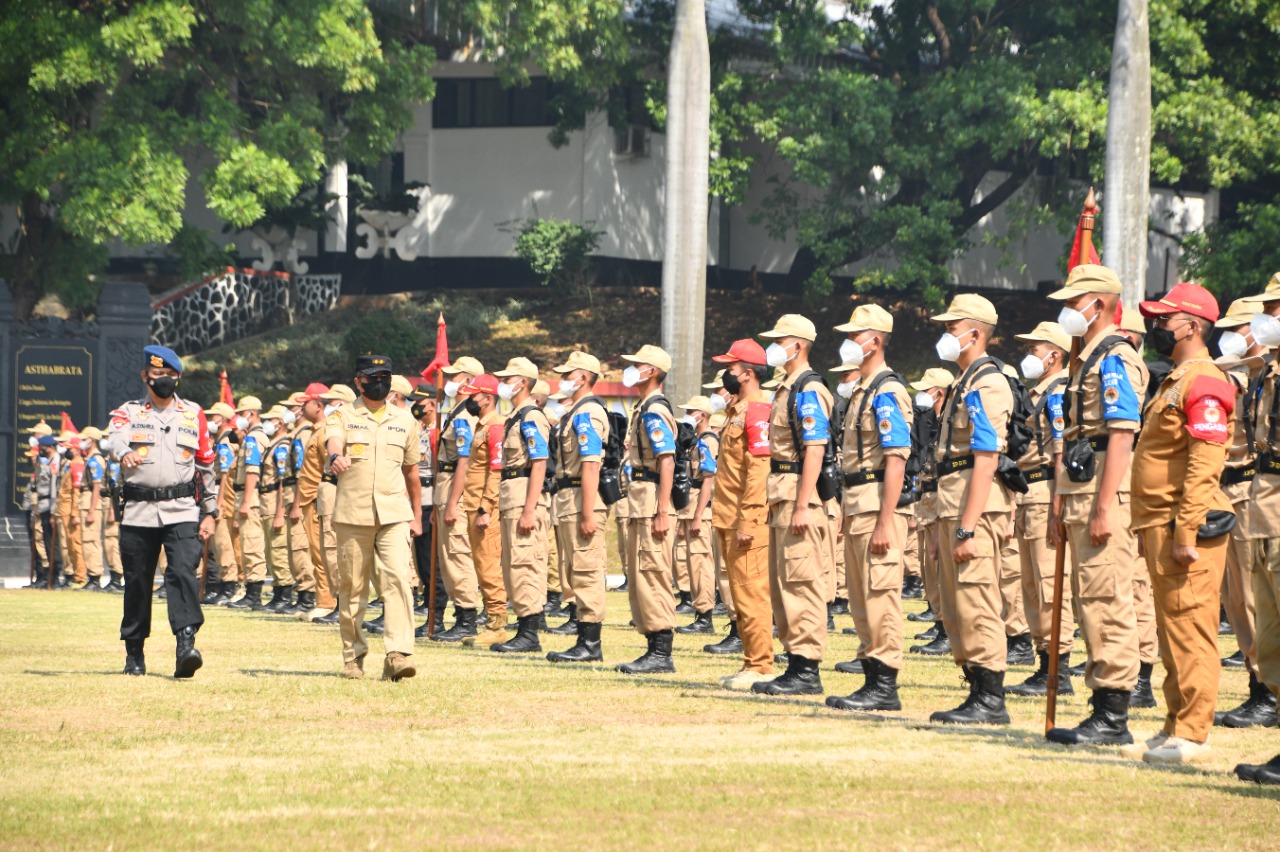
[426,380,444,637]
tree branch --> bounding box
[925,3,951,66]
[955,162,1035,232]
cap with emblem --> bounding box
[495,357,539,380]
[236,395,262,413]
[760,314,817,342]
[910,367,954,392]
[390,375,413,397]
[1215,298,1258,329]
[621,344,672,373]
[1139,282,1220,324]
[1239,272,1280,304]
[827,362,862,374]
[679,396,714,416]
[930,294,998,325]
[712,339,768,365]
[1047,263,1124,300]
[143,344,183,373]
[323,384,356,404]
[206,402,236,421]
[834,304,894,334]
[356,354,393,375]
[411,382,437,400]
[702,369,726,389]
[1014,321,1071,352]
[1120,307,1146,336]
[553,350,603,375]
[441,356,485,376]
[80,426,103,441]
[461,374,500,396]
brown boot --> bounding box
[464,614,508,647]
[341,656,365,680]
[382,652,416,682]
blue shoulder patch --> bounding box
[272,443,290,475]
[572,412,602,457]
[86,456,105,481]
[1046,393,1065,440]
[217,443,234,473]
[873,392,910,449]
[108,461,120,480]
[292,438,305,470]
[520,418,549,460]
[964,390,999,453]
[697,440,718,474]
[1100,354,1140,422]
[453,419,474,458]
[244,436,263,467]
[795,389,831,442]
[641,411,676,455]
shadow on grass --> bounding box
[239,668,335,678]
[1201,781,1280,801]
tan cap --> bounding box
[1239,272,1280,303]
[549,390,570,402]
[910,367,954,392]
[27,420,53,436]
[263,406,289,421]
[441,355,485,376]
[827,362,862,374]
[57,430,79,443]
[532,379,550,396]
[236,395,262,413]
[205,402,236,421]
[553,350,602,375]
[285,391,309,406]
[1014,321,1071,352]
[323,384,357,404]
[708,411,728,430]
[621,344,672,373]
[495,357,539,380]
[390,375,413,396]
[80,426,104,441]
[679,395,714,416]
[931,294,998,325]
[1215,298,1259,328]
[1120,307,1147,335]
[1047,263,1124,300]
[702,369,726,390]
[760,314,817,342]
[762,367,786,390]
[834,304,894,334]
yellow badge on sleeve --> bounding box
[137,447,149,458]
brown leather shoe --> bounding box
[341,656,365,680]
[382,652,416,682]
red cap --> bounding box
[1139,282,1220,324]
[460,373,499,396]
[711,338,767,365]
[301,382,330,400]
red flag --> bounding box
[219,369,235,408]
[60,411,78,433]
[420,313,450,382]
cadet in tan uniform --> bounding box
[825,305,913,712]
[703,374,737,625]
[753,315,834,696]
[205,403,240,604]
[1046,266,1149,746]
[617,345,680,675]
[997,363,1034,667]
[459,374,508,647]
[285,385,331,617]
[259,406,296,611]
[927,295,1013,724]
[1006,322,1075,698]
[57,433,85,587]
[78,427,107,589]
[908,369,953,656]
[103,445,124,591]
[1125,283,1235,765]
[278,393,315,614]
[229,396,269,610]
[673,396,720,636]
[546,351,612,663]
[327,354,422,682]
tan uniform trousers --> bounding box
[79,508,104,579]
[677,518,716,614]
[1015,503,1075,653]
[843,512,907,669]
[768,505,832,663]
[260,495,293,586]
[286,488,315,592]
[627,513,677,634]
[616,514,633,576]
[903,521,921,579]
[715,535,735,619]
[673,533,691,594]
[937,513,1007,672]
[438,511,478,610]
[1224,498,1257,672]
[1063,493,1140,691]
[719,525,771,673]
[561,509,609,622]
[102,505,121,574]
[213,517,239,583]
[556,517,574,605]
[468,513,506,626]
[317,481,340,600]
[1000,531,1027,636]
[1140,525,1230,743]
[335,521,415,664]
[1133,549,1160,666]
[501,509,549,619]
[237,503,267,584]
[828,511,843,605]
[32,508,48,569]
[919,521,942,616]
[1253,539,1280,705]
[301,503,334,607]
[59,514,84,582]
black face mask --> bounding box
[411,401,430,421]
[722,370,742,396]
[361,378,390,402]
[462,398,481,417]
[148,376,178,399]
[1149,326,1179,357]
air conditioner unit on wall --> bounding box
[614,124,649,159]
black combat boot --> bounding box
[930,667,1010,725]
[907,604,937,623]
[914,623,940,641]
[267,584,295,613]
[831,596,850,616]
[107,571,126,593]
[703,621,743,655]
[543,590,563,615]
[1235,753,1280,785]
[547,621,603,663]
[1218,605,1232,635]
[833,658,864,675]
[368,597,384,610]
[491,614,542,653]
[414,607,449,639]
[1222,650,1246,668]
[902,576,924,599]
[826,658,901,712]
[201,582,222,605]
[156,581,167,600]
[364,613,386,635]
[712,590,728,616]
[123,639,146,676]
[617,630,675,674]
[173,626,203,679]
[910,622,951,656]
[546,603,579,635]
[826,604,836,632]
[676,609,715,635]
[431,607,478,642]
[1216,672,1279,728]
[281,589,316,616]
[752,654,822,696]
[1068,660,1087,677]
[1046,689,1133,745]
[1006,632,1034,666]
[213,581,237,605]
[674,591,694,615]
[1130,662,1157,708]
[228,580,263,610]
[1007,651,1074,697]
[313,605,341,624]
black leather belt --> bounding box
[321,473,337,484]
[501,468,530,481]
[258,481,281,494]
[555,476,582,490]
[1221,465,1256,486]
[630,469,660,483]
[770,460,799,475]
[419,476,434,487]
[122,480,198,503]
[232,482,245,492]
[1024,465,1054,485]
[437,461,457,473]
[691,478,705,489]
[938,455,975,477]
[842,469,884,486]
[1256,453,1280,478]
[282,476,297,487]
[921,480,938,494]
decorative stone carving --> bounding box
[251,226,310,275]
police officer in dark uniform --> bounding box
[107,345,218,678]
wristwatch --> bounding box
[204,509,220,520]
[955,527,975,541]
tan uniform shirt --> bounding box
[235,426,268,510]
[935,364,1012,520]
[679,431,719,521]
[1220,357,1264,505]
[327,402,421,526]
[553,396,609,517]
[1015,373,1067,507]
[839,367,912,517]
[297,420,326,507]
[1248,358,1280,539]
[434,402,478,504]
[767,369,834,525]
[625,390,678,520]
[463,408,503,516]
[499,403,551,514]
[711,391,770,533]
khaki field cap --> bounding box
[762,367,786,390]
[930,293,998,325]
[1215,299,1258,329]
[1240,272,1280,303]
[441,355,485,376]
[80,426,104,441]
[205,402,236,421]
[621,344,673,373]
[1120,307,1147,335]
[827,362,862,374]
[761,314,817,342]
[263,406,288,421]
[679,395,714,416]
[495,356,539,380]
[28,420,53,436]
[553,350,602,375]
[532,379,551,396]
[236,395,263,413]
[323,384,357,404]
[910,367,954,392]
[1047,263,1123,300]
[834,304,894,334]
[709,411,728,430]
[58,430,79,443]
[390,375,414,396]
[1014,321,1071,352]
[702,369,726,390]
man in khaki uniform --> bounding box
[617,345,680,675]
[278,393,315,614]
[229,396,269,610]
[327,354,422,681]
[57,432,85,587]
[908,369,953,656]
[1046,265,1149,746]
[78,427,107,589]
[547,351,612,663]
[260,406,296,611]
[203,403,239,603]
[674,396,720,636]
[996,363,1034,667]
[458,374,508,647]
[753,315,834,696]
[103,446,124,591]
[927,295,1013,724]
[1006,322,1075,698]
[825,305,913,712]
[431,357,485,642]
[284,385,330,616]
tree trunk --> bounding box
[660,0,711,405]
[1103,0,1151,309]
[7,193,54,320]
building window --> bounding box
[433,78,559,128]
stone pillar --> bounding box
[96,281,153,419]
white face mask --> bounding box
[444,380,462,399]
[839,338,865,368]
[914,391,936,409]
[765,342,793,368]
[235,415,249,432]
[1020,353,1047,381]
[558,379,578,396]
[1218,330,1251,359]
[323,404,335,418]
[80,439,93,452]
[207,421,218,436]
[497,381,517,401]
[263,421,278,438]
[836,380,856,399]
[99,439,109,452]
[282,410,297,426]
[546,400,565,420]
[680,414,698,428]
[1057,299,1099,338]
[622,365,644,388]
[28,436,38,448]
[935,332,971,363]
[709,394,727,413]
[1250,313,1280,348]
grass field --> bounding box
[0,588,1275,850]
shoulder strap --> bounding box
[939,356,997,466]
[787,370,823,454]
[1071,334,1129,429]
[1032,376,1068,457]
[851,370,905,465]
[504,404,538,440]
[638,395,674,454]
[558,395,605,443]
